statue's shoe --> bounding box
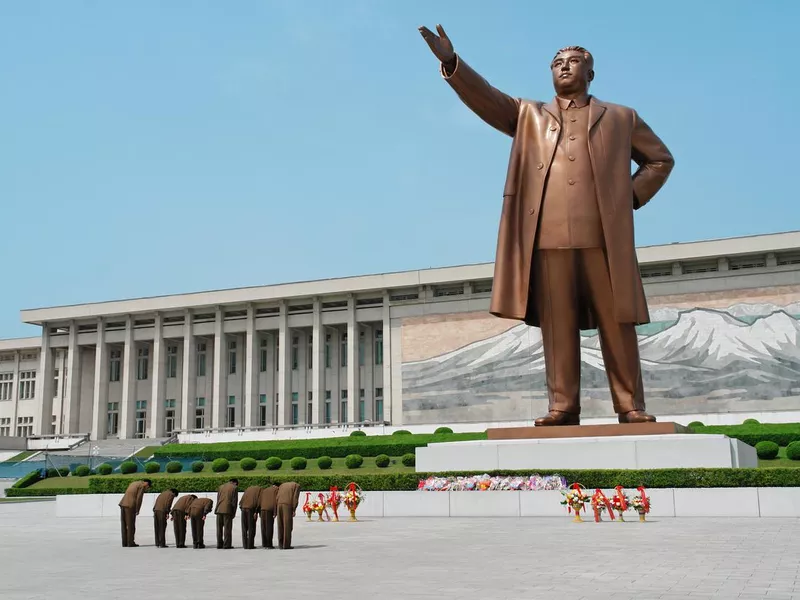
[618,410,656,424]
[534,410,580,426]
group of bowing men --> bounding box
[118,478,302,550]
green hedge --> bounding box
[693,423,800,447]
[12,470,42,489]
[6,486,92,497]
[153,432,486,461]
[64,468,800,496]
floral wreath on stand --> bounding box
[560,483,590,522]
[343,482,366,522]
[591,488,615,523]
[327,486,342,522]
[631,486,651,522]
[302,492,314,521]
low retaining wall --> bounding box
[55,487,800,518]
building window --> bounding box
[195,397,206,429]
[290,392,299,425]
[53,368,59,399]
[340,389,348,423]
[19,371,36,400]
[260,338,268,372]
[107,402,120,435]
[16,416,34,437]
[0,417,10,436]
[166,345,178,378]
[228,341,237,375]
[137,347,149,381]
[274,393,279,424]
[275,340,280,371]
[0,373,13,401]
[259,394,267,427]
[165,399,176,435]
[324,390,331,424]
[291,336,299,370]
[358,331,365,366]
[359,388,365,422]
[196,343,207,377]
[375,387,384,421]
[341,333,348,367]
[308,335,313,369]
[325,334,332,368]
[134,400,147,438]
[226,395,236,428]
[375,330,384,365]
[307,391,313,424]
[109,350,121,382]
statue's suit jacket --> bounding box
[441,55,674,329]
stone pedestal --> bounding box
[487,422,689,440]
[415,434,757,472]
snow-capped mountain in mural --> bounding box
[401,306,800,411]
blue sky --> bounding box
[1,0,797,339]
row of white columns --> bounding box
[34,294,393,440]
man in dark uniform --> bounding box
[276,481,300,550]
[258,484,279,549]
[238,485,261,549]
[188,496,214,549]
[215,478,239,549]
[153,488,178,548]
[170,493,196,548]
[118,479,151,548]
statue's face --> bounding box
[551,50,593,96]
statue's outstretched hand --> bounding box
[418,24,455,64]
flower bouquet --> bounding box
[591,488,615,523]
[327,487,342,522]
[609,486,630,522]
[343,482,365,521]
[302,492,314,521]
[311,493,330,522]
[630,486,651,522]
[560,483,590,522]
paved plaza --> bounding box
[2,501,800,599]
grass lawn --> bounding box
[3,451,36,463]
[133,446,160,459]
[758,447,800,468]
[27,456,415,491]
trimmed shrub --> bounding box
[265,457,282,471]
[96,463,114,476]
[73,465,91,477]
[290,457,307,471]
[317,456,333,470]
[744,418,760,425]
[191,461,205,473]
[166,461,183,474]
[392,430,412,436]
[401,453,415,467]
[119,461,137,475]
[690,423,800,447]
[756,441,780,460]
[434,427,453,435]
[344,454,364,469]
[153,432,486,461]
[211,458,230,473]
[786,441,800,461]
[240,457,257,471]
[350,430,367,437]
[144,462,161,474]
[375,454,391,468]
[688,421,704,429]
[12,470,42,489]
[46,467,70,478]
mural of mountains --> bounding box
[402,305,800,413]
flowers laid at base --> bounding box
[418,474,567,491]
[342,482,365,521]
[609,486,630,521]
[630,486,651,522]
[560,483,590,522]
[327,486,342,522]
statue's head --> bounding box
[551,46,594,96]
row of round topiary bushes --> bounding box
[207,453,417,472]
[689,418,762,429]
[347,427,453,438]
[757,440,800,461]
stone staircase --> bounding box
[56,437,170,459]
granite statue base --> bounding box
[487,422,689,440]
[415,434,757,472]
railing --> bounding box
[26,433,89,451]
[171,420,391,437]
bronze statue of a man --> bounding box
[419,25,674,426]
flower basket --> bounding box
[343,482,365,521]
[609,486,630,522]
[302,492,314,522]
[590,488,615,523]
[560,483,590,522]
[327,487,342,522]
[630,486,651,522]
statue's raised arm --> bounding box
[419,24,520,137]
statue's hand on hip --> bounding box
[418,24,455,65]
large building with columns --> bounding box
[2,229,800,441]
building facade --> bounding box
[2,230,800,441]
